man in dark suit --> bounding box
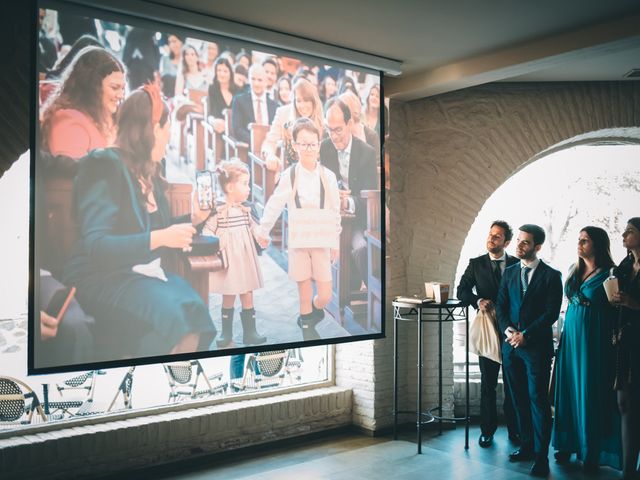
[320,98,378,289]
[497,224,562,477]
[231,63,277,144]
[457,220,519,448]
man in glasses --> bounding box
[320,98,378,295]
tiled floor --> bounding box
[99,425,626,479]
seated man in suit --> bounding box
[457,220,519,448]
[497,224,562,477]
[231,63,277,144]
[320,98,378,291]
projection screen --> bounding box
[30,0,385,373]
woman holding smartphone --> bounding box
[63,84,217,360]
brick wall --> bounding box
[369,81,640,431]
[3,81,640,477]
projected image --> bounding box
[33,4,383,371]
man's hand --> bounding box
[507,331,527,348]
[478,298,493,312]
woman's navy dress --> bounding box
[63,148,216,361]
[552,269,621,468]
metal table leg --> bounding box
[417,305,423,453]
[393,306,398,440]
[438,306,443,435]
[465,305,470,450]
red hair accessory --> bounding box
[141,83,163,125]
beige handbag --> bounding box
[469,307,502,364]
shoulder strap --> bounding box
[290,164,328,209]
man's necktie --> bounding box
[521,266,532,295]
[255,98,264,124]
[492,259,502,283]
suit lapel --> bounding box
[347,138,358,183]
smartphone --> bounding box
[44,286,76,321]
[195,170,214,211]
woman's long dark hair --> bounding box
[116,89,169,203]
[565,226,615,296]
[41,46,125,150]
[210,57,236,99]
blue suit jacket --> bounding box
[496,260,562,357]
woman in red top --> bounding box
[40,46,125,159]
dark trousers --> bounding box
[503,346,553,461]
[478,355,519,437]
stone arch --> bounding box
[389,82,640,295]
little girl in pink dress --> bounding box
[203,159,266,347]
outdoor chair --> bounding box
[107,366,136,411]
[232,350,293,392]
[45,370,105,416]
[163,360,227,403]
[0,376,47,425]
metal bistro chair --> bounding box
[163,360,227,403]
[107,366,136,412]
[232,350,293,392]
[0,376,47,425]
[46,370,105,416]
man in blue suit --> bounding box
[496,224,562,477]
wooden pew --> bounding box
[222,108,248,164]
[326,190,382,329]
[247,123,276,217]
[326,213,356,325]
[201,94,225,171]
[203,117,225,171]
[361,190,382,332]
[186,90,207,171]
[40,166,76,279]
[175,89,206,169]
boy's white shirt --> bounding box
[256,163,341,245]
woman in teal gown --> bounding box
[64,85,216,361]
[552,226,621,471]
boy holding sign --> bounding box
[256,118,341,340]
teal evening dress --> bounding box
[63,148,216,361]
[552,268,621,468]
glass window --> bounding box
[0,153,330,433]
[452,144,640,377]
